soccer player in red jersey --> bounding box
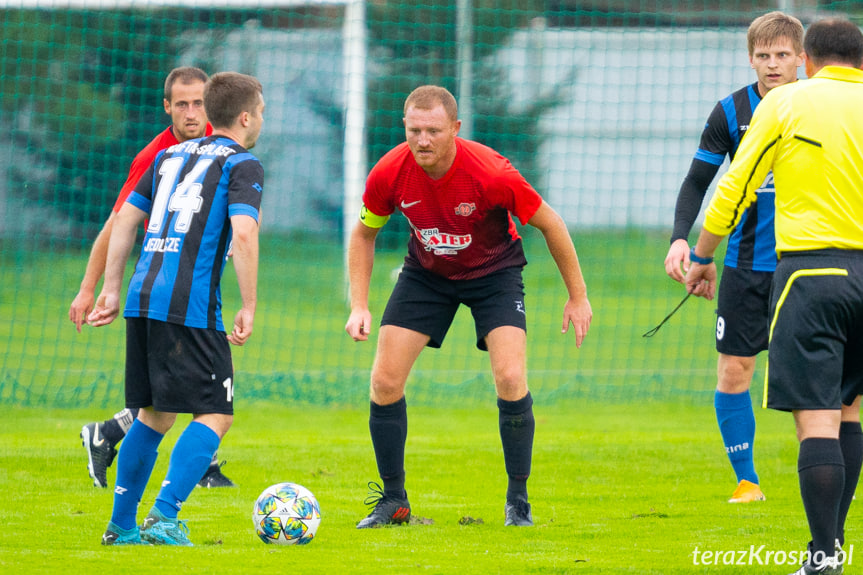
[345,85,592,528]
[70,68,233,490]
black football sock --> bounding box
[369,397,408,498]
[798,437,844,563]
[837,421,863,547]
[498,392,535,502]
[101,408,139,446]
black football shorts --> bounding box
[715,266,773,356]
[381,265,527,351]
[766,250,863,411]
[125,317,234,414]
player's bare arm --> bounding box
[683,229,725,300]
[527,201,592,348]
[87,204,146,327]
[227,214,259,346]
[69,212,117,332]
[664,238,692,284]
[345,221,380,341]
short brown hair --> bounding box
[403,85,458,122]
[203,72,263,129]
[804,18,863,68]
[164,67,208,102]
[747,11,804,55]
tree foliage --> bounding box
[366,0,559,244]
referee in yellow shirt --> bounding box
[684,18,863,575]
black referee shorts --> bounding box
[125,317,234,415]
[766,250,863,411]
[715,266,772,357]
[381,265,527,351]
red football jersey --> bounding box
[111,124,214,213]
[363,138,543,280]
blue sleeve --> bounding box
[126,191,152,213]
[227,154,263,220]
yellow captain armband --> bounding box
[359,204,390,228]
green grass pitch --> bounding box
[0,230,854,573]
[0,403,830,574]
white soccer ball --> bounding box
[252,482,321,545]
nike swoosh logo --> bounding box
[92,425,105,447]
[400,200,421,209]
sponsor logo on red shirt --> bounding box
[454,202,476,216]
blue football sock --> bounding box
[715,390,758,485]
[154,421,220,519]
[111,420,163,530]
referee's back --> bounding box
[770,66,863,255]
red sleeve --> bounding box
[493,159,542,225]
[111,127,180,213]
[361,144,410,217]
[465,140,542,225]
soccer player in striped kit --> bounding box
[72,67,235,490]
[89,72,264,546]
[685,18,863,574]
[345,85,592,528]
[664,12,803,504]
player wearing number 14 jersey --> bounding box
[88,72,264,546]
[72,67,233,490]
[125,134,262,329]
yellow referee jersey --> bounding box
[704,66,863,256]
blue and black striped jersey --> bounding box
[123,135,263,331]
[696,83,776,272]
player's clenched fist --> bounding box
[345,309,372,342]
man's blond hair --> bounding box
[748,11,804,55]
[403,85,458,122]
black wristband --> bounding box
[689,247,714,265]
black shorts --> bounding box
[381,266,527,351]
[125,318,234,414]
[766,250,863,411]
[715,266,772,356]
